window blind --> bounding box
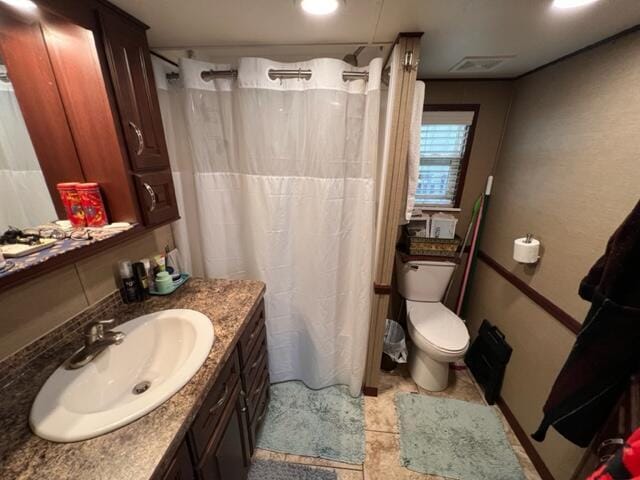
[416,111,474,207]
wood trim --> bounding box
[496,396,555,480]
[365,35,422,390]
[150,50,178,67]
[34,0,149,31]
[382,31,424,69]
[362,386,378,397]
[373,283,392,295]
[0,5,86,218]
[516,24,640,80]
[422,104,480,209]
[40,11,140,223]
[477,250,582,335]
[425,104,481,111]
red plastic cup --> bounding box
[77,183,108,227]
[56,182,86,228]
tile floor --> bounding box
[254,366,541,480]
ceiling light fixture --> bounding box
[300,0,339,15]
[552,0,599,9]
[0,0,37,10]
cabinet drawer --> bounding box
[242,326,266,391]
[162,441,194,480]
[249,382,270,454]
[246,362,270,422]
[190,351,240,460]
[238,299,265,367]
[133,171,179,226]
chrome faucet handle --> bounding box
[85,319,116,344]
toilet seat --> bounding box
[406,301,469,355]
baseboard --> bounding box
[363,386,378,397]
[496,396,556,480]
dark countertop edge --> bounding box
[149,283,265,478]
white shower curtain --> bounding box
[404,81,425,222]
[154,56,382,395]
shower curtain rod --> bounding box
[165,68,370,82]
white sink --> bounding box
[30,309,214,442]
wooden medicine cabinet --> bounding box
[0,0,179,291]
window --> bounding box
[416,108,477,207]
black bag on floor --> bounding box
[465,319,512,405]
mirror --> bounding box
[0,53,59,230]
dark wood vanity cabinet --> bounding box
[0,0,181,290]
[162,442,195,480]
[239,300,270,455]
[99,7,171,172]
[163,299,269,480]
[195,378,251,480]
[0,0,178,229]
[132,171,179,226]
[98,5,178,226]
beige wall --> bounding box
[481,31,640,320]
[466,263,585,480]
[422,81,514,310]
[0,226,174,362]
[424,80,514,233]
[465,30,640,480]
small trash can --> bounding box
[381,319,408,371]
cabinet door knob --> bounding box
[143,182,157,212]
[256,404,268,424]
[128,121,144,155]
[209,384,229,414]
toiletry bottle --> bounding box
[154,254,166,274]
[133,262,149,301]
[141,258,154,291]
[119,260,139,304]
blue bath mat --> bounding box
[396,393,525,480]
[256,381,365,464]
[249,460,337,480]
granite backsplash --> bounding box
[0,290,124,390]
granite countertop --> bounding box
[0,278,265,480]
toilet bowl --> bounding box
[406,300,469,390]
[395,253,470,391]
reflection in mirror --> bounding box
[0,54,58,230]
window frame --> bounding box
[418,104,480,209]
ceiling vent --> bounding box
[449,56,515,73]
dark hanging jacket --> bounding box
[532,199,640,448]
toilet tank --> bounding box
[395,253,456,302]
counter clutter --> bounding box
[0,278,265,480]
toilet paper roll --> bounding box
[514,237,540,263]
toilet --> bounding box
[395,253,470,391]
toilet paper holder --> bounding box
[514,233,540,264]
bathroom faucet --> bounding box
[66,319,126,370]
